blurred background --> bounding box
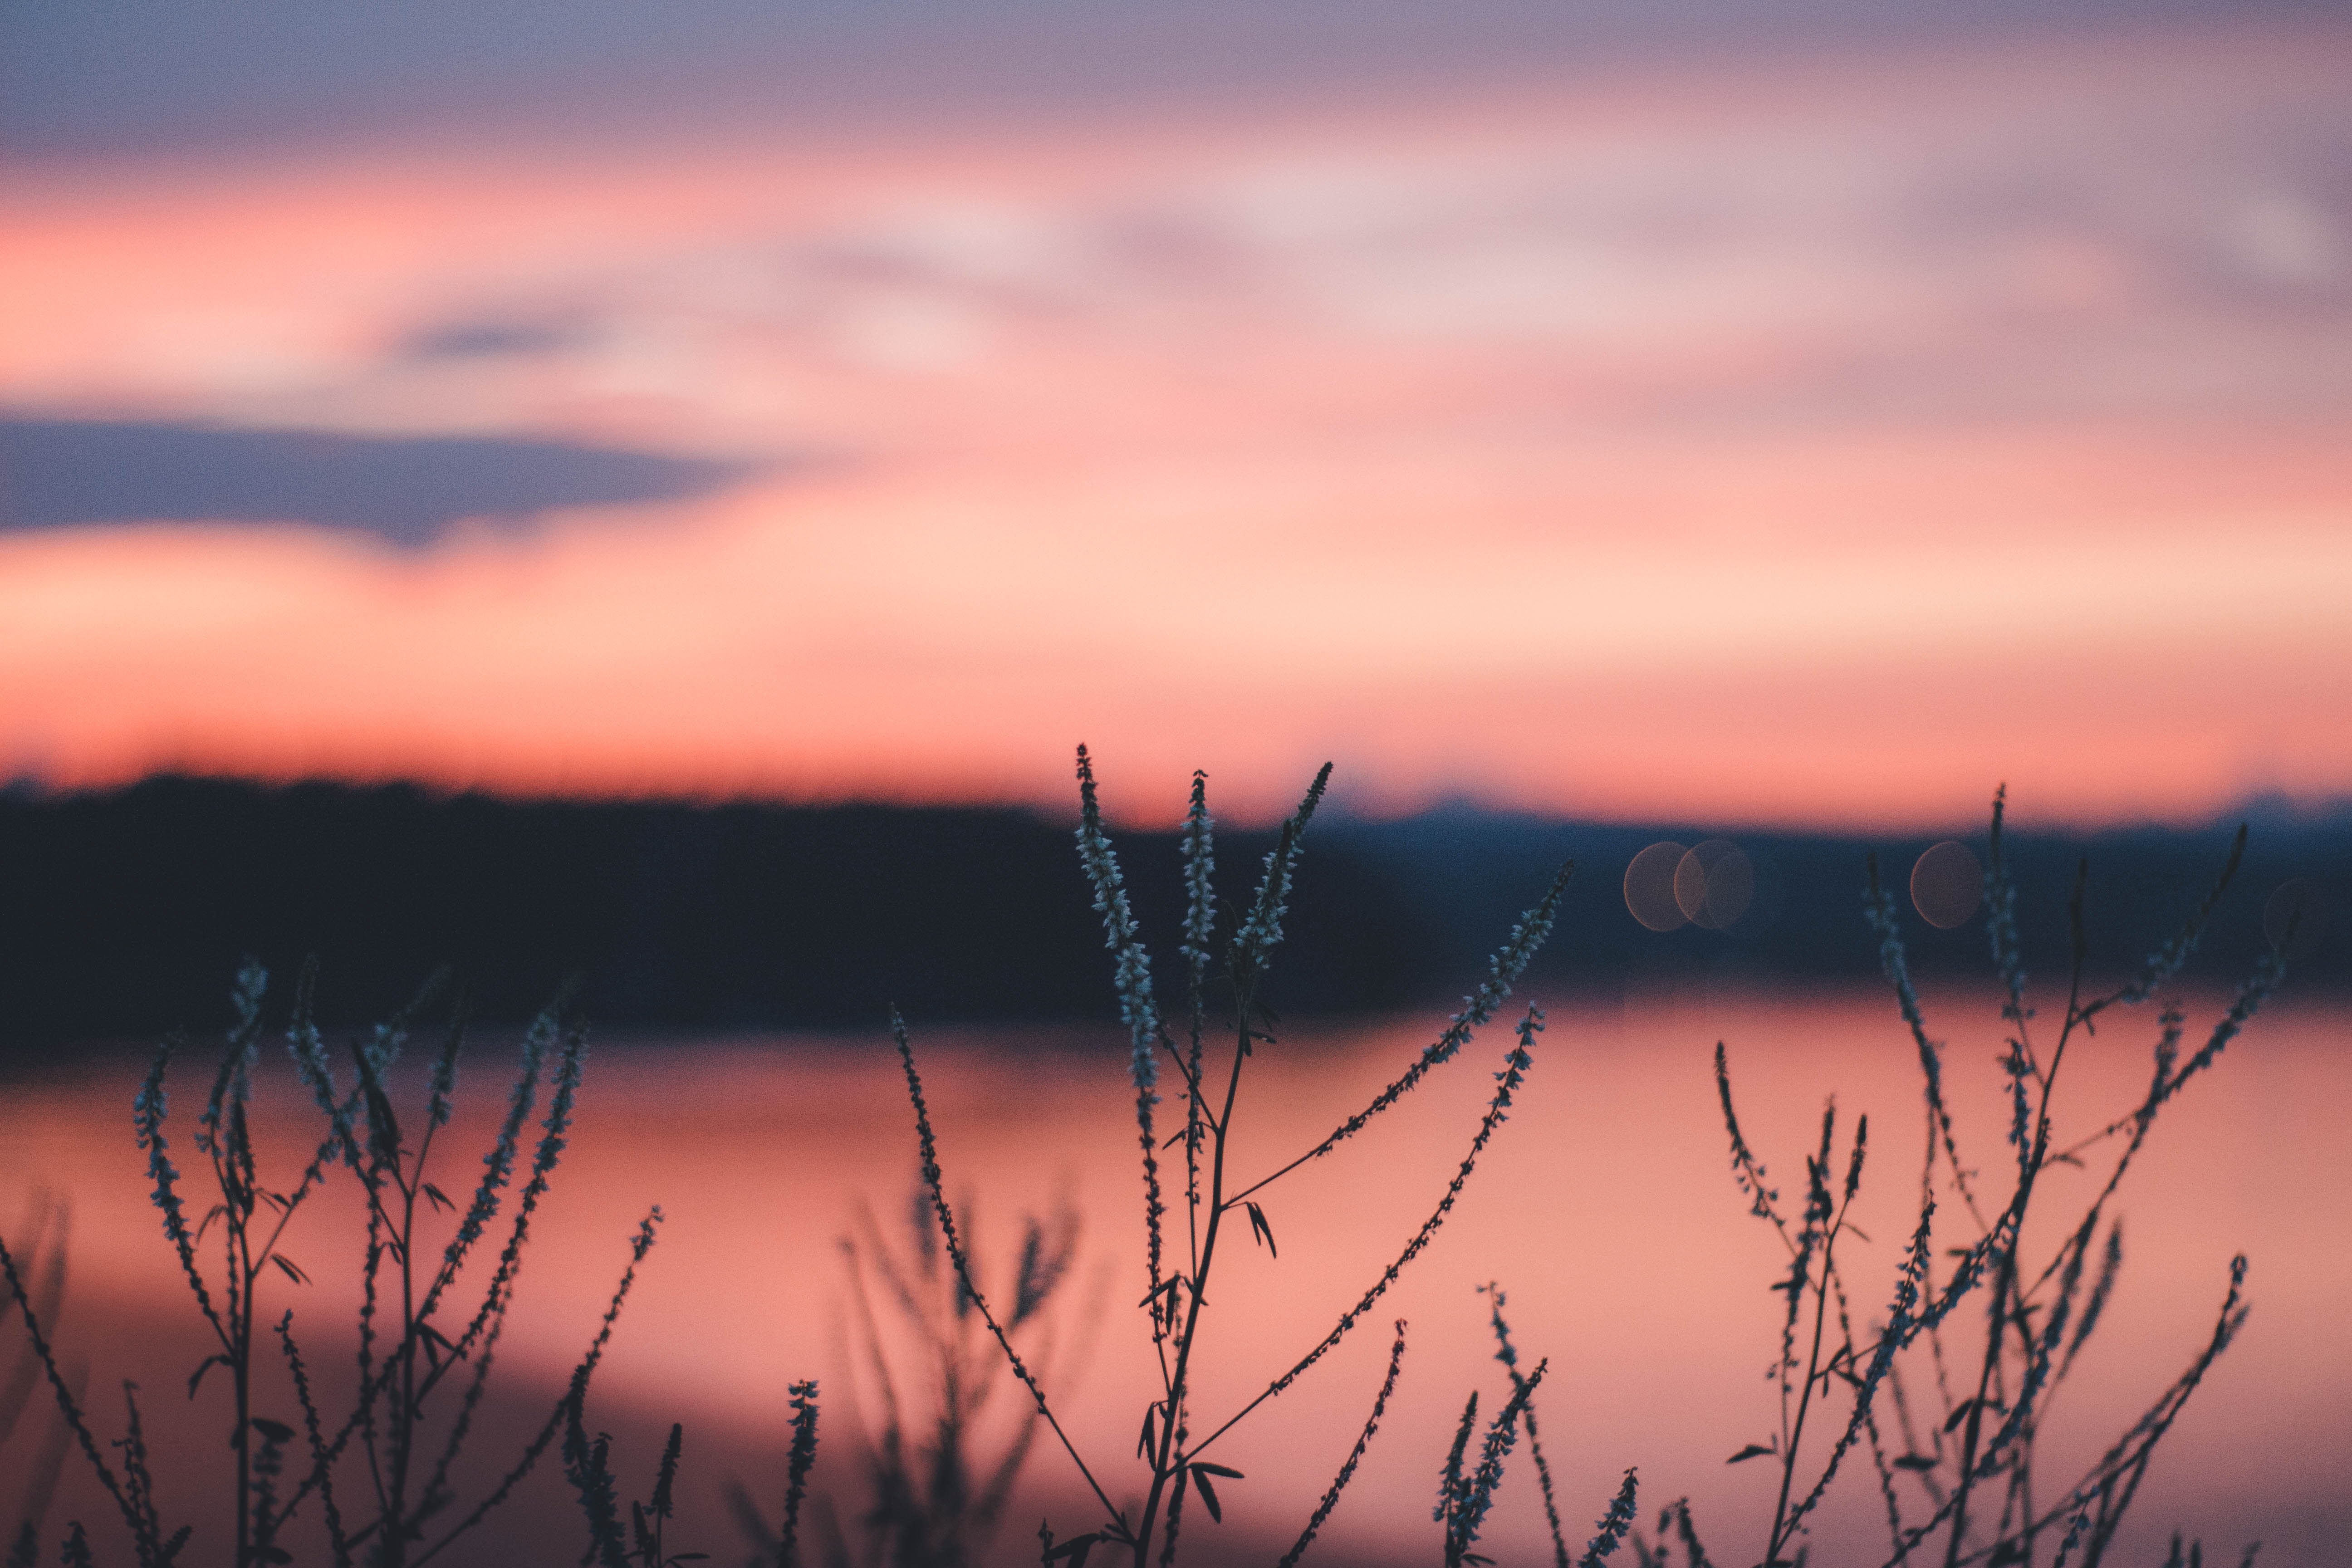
[8,0,2352,819]
[4,0,2349,1026]
[3,5,2351,1563]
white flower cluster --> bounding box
[1179,771,1217,985]
[1234,764,1331,970]
[1447,895,1560,1040]
[1075,749,1161,1098]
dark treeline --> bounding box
[0,776,2342,1044]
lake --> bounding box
[2,982,2344,1566]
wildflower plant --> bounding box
[1435,1361,1547,1568]
[0,1193,74,1547]
[892,750,1606,1567]
[0,761,2297,1568]
[0,962,820,1568]
[1480,1286,1574,1568]
[1670,789,2284,1568]
[809,1187,1081,1568]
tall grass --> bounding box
[1635,789,2283,1568]
[891,750,1596,1567]
[0,966,818,1568]
[0,759,2297,1566]
[786,1186,1083,1568]
[896,760,2291,1567]
[0,1192,76,1557]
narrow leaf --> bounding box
[1944,1399,1994,1434]
[1246,1201,1279,1259]
[1191,1465,1224,1523]
[186,1354,229,1401]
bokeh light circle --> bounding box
[1911,841,1982,929]
[1673,839,1752,929]
[1625,841,1690,932]
[1706,847,1754,928]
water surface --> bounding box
[3,984,2344,1565]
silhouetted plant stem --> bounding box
[910,755,1567,1568]
[1279,1321,1408,1568]
[1129,986,1257,1567]
[894,1012,1125,1534]
[1440,1361,1547,1568]
[1482,1287,1568,1568]
[1199,1005,1544,1464]
[1710,789,2279,1568]
[0,1229,143,1559]
[778,1378,819,1568]
[1578,1470,1640,1568]
[1938,853,2096,1568]
[1765,1113,1866,1566]
[1221,860,1571,1213]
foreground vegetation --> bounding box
[0,755,2294,1566]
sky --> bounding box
[4,1,2350,829]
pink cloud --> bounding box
[4,22,2349,827]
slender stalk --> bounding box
[1193,1008,1544,1459]
[893,1013,1124,1532]
[1766,1122,1865,1564]
[1278,1321,1409,1568]
[0,1228,144,1555]
[1131,997,1256,1567]
[1940,863,2092,1566]
[1223,862,1570,1212]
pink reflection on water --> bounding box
[3,988,2346,1563]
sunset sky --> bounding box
[5,1,2349,828]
